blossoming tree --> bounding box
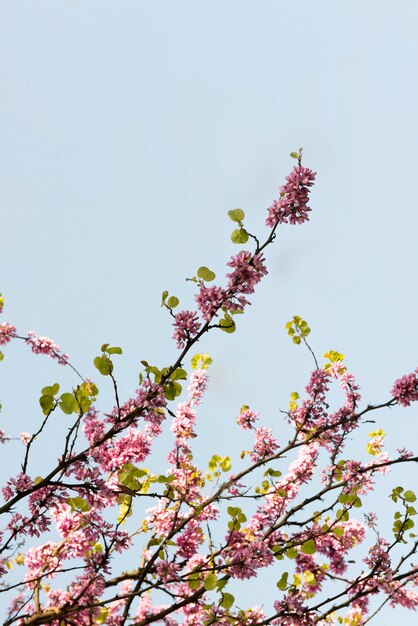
[1,151,418,625]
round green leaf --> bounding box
[59,393,77,415]
[203,573,218,591]
[167,296,179,309]
[227,209,245,223]
[197,266,216,282]
[231,228,249,244]
[404,491,417,503]
[220,592,235,610]
[300,539,316,554]
[219,318,236,333]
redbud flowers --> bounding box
[25,331,69,365]
[266,165,316,227]
[0,322,17,345]
[392,368,418,407]
[172,310,201,349]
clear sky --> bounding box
[1,1,418,623]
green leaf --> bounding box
[188,576,201,590]
[204,573,218,591]
[231,228,249,244]
[67,496,90,512]
[39,395,55,415]
[94,355,113,376]
[41,383,60,396]
[96,608,109,624]
[219,317,236,333]
[300,539,316,555]
[404,491,417,503]
[167,296,179,309]
[276,572,289,590]
[227,209,245,223]
[107,346,123,355]
[220,593,235,610]
[117,498,133,523]
[170,368,187,381]
[197,266,216,282]
[290,151,299,159]
[164,381,182,400]
[191,353,212,370]
[286,547,298,559]
[59,393,77,415]
[220,457,231,472]
[264,468,282,478]
[216,578,228,591]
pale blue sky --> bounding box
[1,1,418,623]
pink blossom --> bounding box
[24,542,61,587]
[171,402,196,441]
[273,593,315,625]
[225,531,274,579]
[391,369,418,407]
[226,251,268,294]
[3,472,33,499]
[344,606,366,625]
[251,426,279,461]
[397,447,414,459]
[238,607,267,624]
[363,539,392,578]
[295,553,326,592]
[20,432,31,445]
[25,330,69,365]
[0,322,17,345]
[173,310,201,349]
[314,519,366,574]
[94,428,152,471]
[146,505,184,536]
[156,560,180,583]
[188,369,208,405]
[266,165,316,228]
[195,285,227,321]
[176,520,204,558]
[364,512,378,529]
[388,584,418,609]
[83,408,106,445]
[236,406,259,430]
[367,451,391,475]
[0,429,9,444]
[135,593,152,620]
[106,380,166,426]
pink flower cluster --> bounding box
[224,530,274,579]
[236,406,259,430]
[172,310,201,349]
[171,402,196,441]
[195,285,227,321]
[251,426,279,461]
[226,251,268,295]
[392,368,418,407]
[0,322,17,345]
[25,330,69,365]
[0,429,9,444]
[273,594,314,625]
[266,165,316,227]
[313,518,366,575]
